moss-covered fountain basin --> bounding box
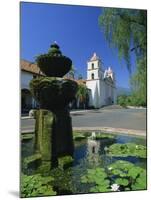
[30,77,77,110]
[21,131,146,197]
[36,43,72,77]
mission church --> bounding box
[21,52,116,113]
[86,52,117,108]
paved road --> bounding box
[21,108,146,133]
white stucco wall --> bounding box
[86,81,96,106]
[99,80,106,106]
[113,87,117,104]
[21,71,39,110]
[21,71,33,89]
[86,79,102,108]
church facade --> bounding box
[86,53,117,108]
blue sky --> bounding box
[21,2,137,89]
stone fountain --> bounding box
[29,42,78,168]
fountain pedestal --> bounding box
[52,108,74,158]
[34,109,53,161]
[33,108,74,163]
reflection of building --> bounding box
[21,60,44,114]
[86,53,117,108]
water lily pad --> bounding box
[90,185,110,192]
[132,170,147,190]
[108,160,134,172]
[81,168,110,192]
[128,167,143,179]
[115,178,129,186]
[95,133,115,140]
[107,143,146,158]
[21,173,56,197]
[107,160,146,191]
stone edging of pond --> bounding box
[73,127,146,137]
[21,126,146,137]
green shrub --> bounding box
[117,94,146,107]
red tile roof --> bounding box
[21,60,44,75]
[21,60,86,85]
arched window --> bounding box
[91,73,94,79]
[92,63,94,69]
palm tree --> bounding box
[76,83,89,109]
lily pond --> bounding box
[21,131,147,197]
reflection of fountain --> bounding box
[86,138,100,165]
[87,138,99,154]
[30,42,78,168]
[90,131,96,139]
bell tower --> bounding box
[87,52,101,80]
[86,53,102,108]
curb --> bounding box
[21,126,146,137]
[21,116,34,120]
[21,110,90,119]
[21,129,34,134]
[127,106,146,109]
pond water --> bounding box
[21,132,146,196]
[74,133,146,167]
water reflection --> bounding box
[86,138,101,165]
[87,138,99,154]
[73,132,146,169]
[90,131,96,139]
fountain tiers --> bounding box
[29,43,78,168]
[30,77,77,110]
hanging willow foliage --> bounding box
[99,8,147,106]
